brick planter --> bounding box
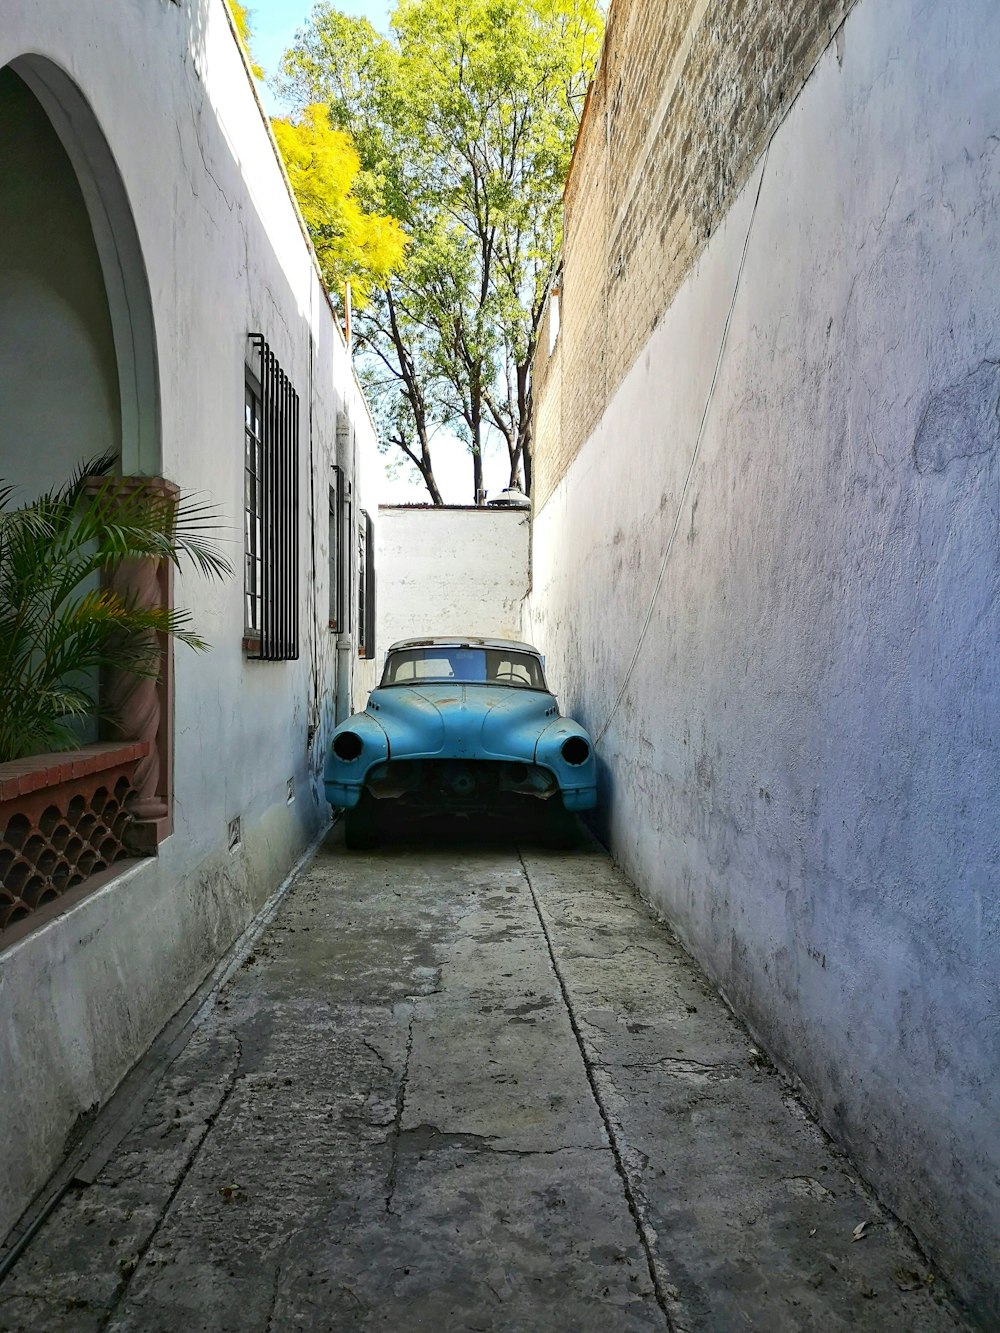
[0,742,151,931]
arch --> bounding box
[6,54,161,475]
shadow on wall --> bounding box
[0,66,120,505]
[6,56,161,480]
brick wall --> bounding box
[533,0,858,509]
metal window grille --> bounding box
[245,334,300,660]
[244,376,264,637]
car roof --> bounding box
[386,636,541,655]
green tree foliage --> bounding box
[0,458,231,763]
[278,0,603,503]
[228,0,265,80]
[271,106,408,312]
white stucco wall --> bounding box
[349,416,382,712]
[377,507,532,672]
[526,0,1000,1315]
[0,0,381,1235]
[0,70,120,503]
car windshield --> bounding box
[381,646,547,690]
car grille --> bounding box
[365,759,556,805]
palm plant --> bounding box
[0,454,231,763]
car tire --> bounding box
[344,793,380,850]
[541,805,578,851]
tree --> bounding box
[224,4,408,320]
[278,0,602,503]
[228,1,265,79]
[271,105,408,313]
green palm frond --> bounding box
[0,458,232,763]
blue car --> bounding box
[325,637,597,848]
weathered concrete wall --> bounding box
[0,0,379,1235]
[532,0,860,509]
[377,507,531,669]
[350,415,383,712]
[527,0,1000,1316]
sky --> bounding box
[247,0,512,506]
[249,0,390,112]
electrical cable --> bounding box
[594,139,773,748]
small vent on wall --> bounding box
[228,816,241,851]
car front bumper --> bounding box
[326,764,596,813]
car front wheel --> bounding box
[540,804,579,850]
[344,792,380,850]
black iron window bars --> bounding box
[244,334,300,661]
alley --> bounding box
[0,828,964,1332]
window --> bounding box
[244,335,299,660]
[381,647,546,690]
[329,465,350,633]
[244,374,264,638]
[357,509,375,659]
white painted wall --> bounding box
[526,0,1000,1315]
[377,507,532,673]
[350,415,382,712]
[0,69,120,501]
[0,0,380,1234]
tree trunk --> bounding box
[469,382,486,505]
[420,460,444,505]
[514,359,533,494]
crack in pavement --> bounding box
[392,1123,603,1159]
[384,1008,415,1216]
[618,1057,744,1077]
[97,1032,244,1333]
[517,850,677,1332]
[362,1036,397,1080]
[264,1256,282,1332]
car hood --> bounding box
[366,684,558,762]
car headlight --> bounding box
[560,736,590,766]
[332,730,364,761]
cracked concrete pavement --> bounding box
[0,825,967,1331]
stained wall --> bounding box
[527,0,1000,1315]
[377,507,532,670]
[0,0,379,1235]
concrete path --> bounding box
[0,826,965,1332]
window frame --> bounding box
[243,334,300,661]
[357,509,375,660]
[329,464,350,634]
[244,365,264,641]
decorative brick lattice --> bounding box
[0,743,150,932]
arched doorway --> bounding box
[0,58,170,862]
[0,66,121,498]
[1,56,161,478]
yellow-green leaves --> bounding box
[278,0,604,501]
[228,1,265,80]
[272,105,408,310]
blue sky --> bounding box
[248,0,391,112]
